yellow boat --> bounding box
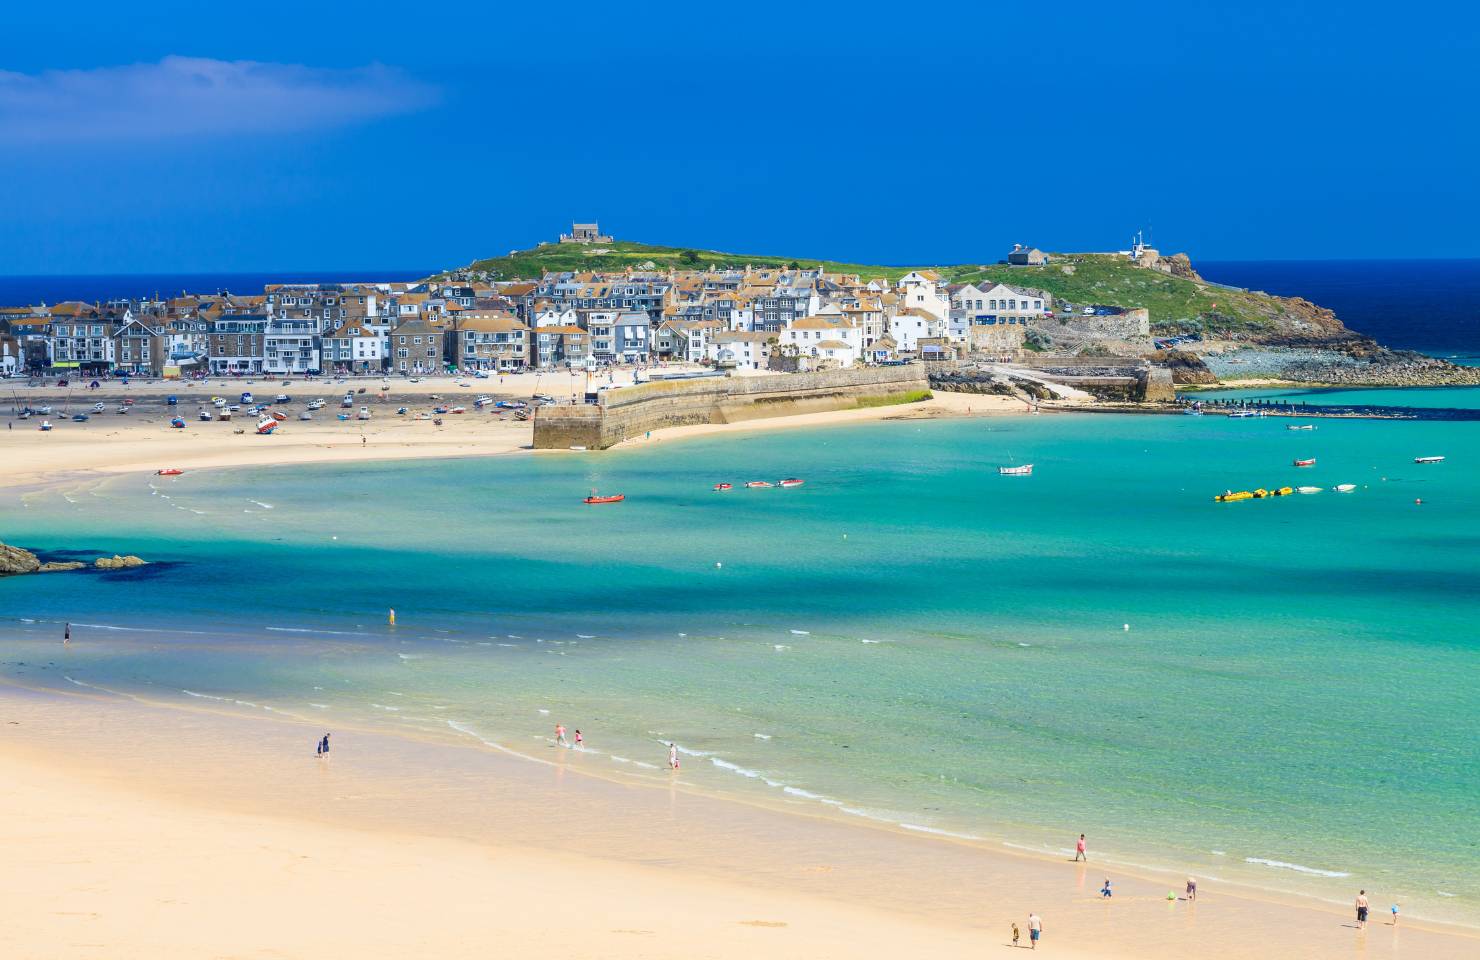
[1252,488,1270,498]
[1214,490,1254,502]
[1271,486,1294,496]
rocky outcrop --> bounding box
[94,554,147,570]
[0,542,41,576]
[0,541,148,576]
[1145,349,1217,385]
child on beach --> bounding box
[574,729,583,748]
[1355,890,1369,929]
[1391,904,1400,926]
[1011,922,1020,947]
[668,743,680,770]
[555,724,567,746]
[1186,876,1197,901]
[1100,879,1113,898]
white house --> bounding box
[263,319,321,375]
[888,308,944,354]
[781,312,863,368]
[707,331,771,371]
[896,270,950,324]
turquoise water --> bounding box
[3,413,1479,921]
[1187,384,1480,409]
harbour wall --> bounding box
[533,366,931,449]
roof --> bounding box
[815,339,852,349]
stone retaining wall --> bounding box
[534,367,930,449]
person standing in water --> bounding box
[63,622,71,645]
[668,743,679,770]
[573,729,583,749]
[555,724,567,746]
[1390,903,1400,927]
[320,733,330,760]
[1355,890,1369,929]
[1074,834,1087,861]
[1027,913,1042,949]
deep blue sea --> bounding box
[1201,259,1480,356]
[0,270,435,305]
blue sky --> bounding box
[1,1,1476,273]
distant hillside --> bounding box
[460,241,1349,342]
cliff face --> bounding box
[0,542,40,575]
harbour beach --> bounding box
[3,408,1478,957]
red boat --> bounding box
[713,483,732,491]
[156,468,184,477]
[778,478,804,488]
[1293,458,1316,467]
[583,494,625,504]
[745,481,773,488]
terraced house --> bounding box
[112,318,164,376]
[208,314,268,375]
[452,311,529,371]
[388,318,445,375]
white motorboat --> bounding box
[1414,456,1445,464]
[998,464,1034,476]
[1334,483,1356,492]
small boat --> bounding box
[271,411,287,421]
[514,409,531,421]
[308,399,325,411]
[357,407,371,420]
[1271,486,1294,496]
[713,483,733,491]
[397,407,409,415]
[1214,490,1253,502]
[169,416,185,428]
[1297,486,1322,494]
[298,412,312,421]
[1287,424,1315,431]
[1183,407,1203,416]
[998,464,1034,476]
[1414,456,1445,464]
[157,468,184,477]
[449,406,466,414]
[1228,410,1259,418]
[778,478,805,488]
[39,420,52,431]
[433,405,449,414]
[92,402,105,413]
[414,412,430,421]
[1335,483,1356,492]
[255,415,278,435]
[198,409,213,421]
[583,494,625,504]
[1293,458,1316,467]
[275,394,290,403]
[745,481,774,488]
[73,413,90,422]
[116,405,130,414]
[1252,488,1271,498]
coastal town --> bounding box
[0,223,1147,380]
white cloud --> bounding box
[0,56,436,143]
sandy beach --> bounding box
[0,372,1027,487]
[2,680,1473,960]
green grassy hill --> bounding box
[460,241,1344,339]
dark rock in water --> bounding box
[0,542,41,575]
[37,561,87,573]
[94,554,148,570]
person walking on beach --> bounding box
[1355,890,1369,929]
[1186,876,1197,901]
[668,742,679,770]
[1074,833,1087,861]
[1011,922,1020,948]
[1027,913,1042,949]
[555,723,567,746]
[1100,879,1113,898]
[573,729,583,749]
[320,733,331,760]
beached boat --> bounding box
[198,409,213,421]
[1297,486,1322,494]
[1294,458,1316,467]
[449,406,466,414]
[38,420,52,431]
[1335,483,1356,492]
[271,411,287,421]
[745,481,774,488]
[713,483,733,491]
[779,478,805,488]
[1287,424,1315,431]
[357,407,371,420]
[998,464,1034,476]
[583,494,625,504]
[1215,490,1253,502]
[255,415,278,435]
[157,468,183,476]
[1414,456,1445,464]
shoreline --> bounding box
[3,676,1475,959]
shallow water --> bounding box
[2,412,1478,922]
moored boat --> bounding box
[713,483,732,491]
[778,478,805,487]
[1335,483,1356,492]
[1287,424,1315,431]
[1294,458,1316,467]
[1271,486,1294,496]
[745,481,773,488]
[583,494,625,504]
[1215,490,1253,502]
[1414,456,1445,464]
[998,464,1033,476]
[1297,486,1322,494]
[156,468,184,477]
